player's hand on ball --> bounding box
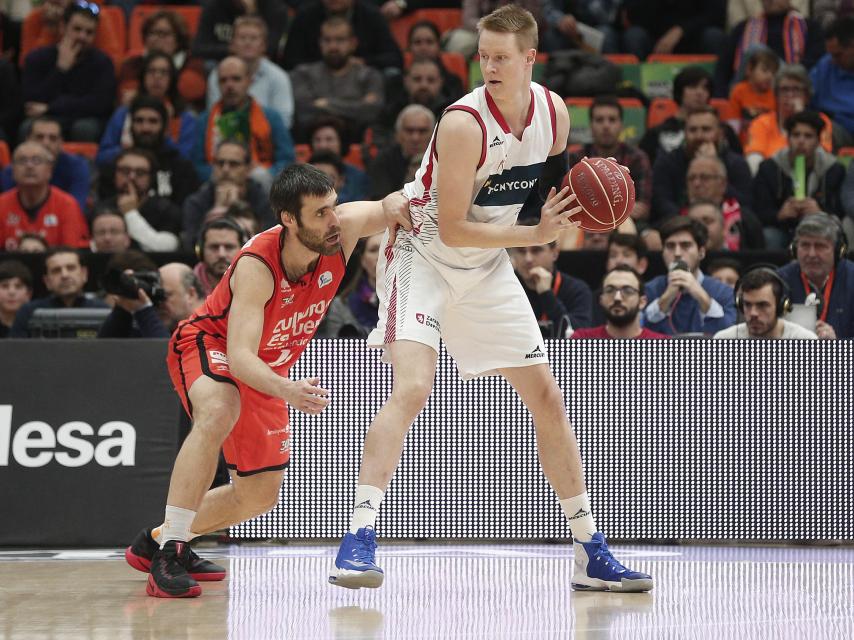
[283,377,330,414]
[536,186,581,244]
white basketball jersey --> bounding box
[401,82,558,271]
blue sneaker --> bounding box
[571,532,653,592]
[328,526,384,589]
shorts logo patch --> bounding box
[279,438,290,454]
[318,271,333,288]
[209,350,229,365]
[415,312,440,331]
[267,427,288,436]
[525,345,545,359]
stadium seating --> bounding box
[390,8,462,51]
[61,142,99,160]
[403,51,468,88]
[128,5,203,51]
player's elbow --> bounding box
[438,218,465,247]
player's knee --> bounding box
[391,378,433,415]
[193,399,240,441]
[530,383,567,421]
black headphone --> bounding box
[195,217,249,261]
[788,214,849,266]
[734,264,792,317]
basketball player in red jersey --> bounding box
[124,164,411,598]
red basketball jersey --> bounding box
[177,225,346,372]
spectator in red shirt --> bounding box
[571,266,671,339]
[0,141,89,251]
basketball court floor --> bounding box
[2,542,852,639]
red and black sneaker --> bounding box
[146,540,202,598]
[125,528,226,581]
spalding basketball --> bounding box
[561,157,635,232]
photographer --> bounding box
[98,253,203,338]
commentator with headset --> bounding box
[712,264,817,339]
[777,213,854,339]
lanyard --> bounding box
[800,269,835,322]
[538,272,562,322]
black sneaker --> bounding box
[146,540,202,598]
[125,528,226,581]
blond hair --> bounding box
[477,4,538,52]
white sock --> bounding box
[152,525,199,545]
[159,505,197,548]
[560,492,597,542]
[349,485,384,534]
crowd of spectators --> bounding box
[1,0,853,342]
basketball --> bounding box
[561,157,635,232]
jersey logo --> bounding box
[489,135,504,148]
[43,214,58,227]
[318,271,333,288]
[280,278,291,292]
[269,348,292,368]
[473,162,544,207]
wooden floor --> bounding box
[1,543,852,639]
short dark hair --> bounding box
[607,232,647,260]
[659,216,708,248]
[0,260,33,289]
[408,19,441,46]
[115,147,158,173]
[44,246,82,268]
[269,164,334,225]
[589,95,623,121]
[309,150,345,175]
[746,48,780,73]
[215,139,251,164]
[140,51,184,113]
[199,218,246,249]
[825,16,854,46]
[738,267,785,307]
[603,264,644,296]
[321,15,353,36]
[27,116,63,138]
[308,116,349,151]
[64,1,100,24]
[685,104,720,122]
[706,257,742,278]
[129,95,168,128]
[142,9,190,51]
[90,208,128,233]
[225,200,257,223]
[106,249,157,273]
[407,56,441,75]
[783,109,825,136]
[673,66,712,105]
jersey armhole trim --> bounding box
[444,105,487,169]
[235,252,277,308]
[544,86,557,147]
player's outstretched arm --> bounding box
[337,191,411,260]
[227,256,330,414]
[436,110,578,249]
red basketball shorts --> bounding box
[167,330,290,476]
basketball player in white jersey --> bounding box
[329,4,653,593]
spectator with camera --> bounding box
[95,148,182,253]
[182,139,272,250]
[0,140,89,251]
[89,208,132,253]
[99,253,204,338]
[193,218,246,296]
[509,217,593,337]
[9,246,107,337]
[642,217,737,336]
[571,267,670,340]
[777,213,854,339]
[714,265,817,339]
[0,261,33,338]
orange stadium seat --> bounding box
[98,6,126,62]
[390,8,462,51]
[128,5,203,51]
[62,142,99,160]
[710,98,735,121]
[647,97,678,128]
[603,54,640,65]
[0,140,9,168]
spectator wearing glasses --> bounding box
[0,141,89,251]
[94,148,182,252]
[571,267,670,339]
[1,115,90,211]
[182,139,273,250]
[117,10,207,109]
[21,1,116,142]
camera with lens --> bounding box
[102,269,167,306]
